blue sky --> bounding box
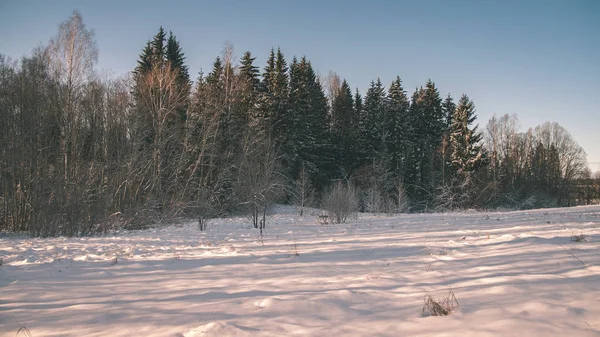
[1,0,599,169]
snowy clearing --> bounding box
[1,205,600,337]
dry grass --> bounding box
[289,242,299,257]
[422,288,460,317]
[16,326,33,337]
[571,233,587,242]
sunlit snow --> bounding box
[1,205,599,336]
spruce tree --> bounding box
[261,48,276,92]
[441,93,456,185]
[354,88,363,119]
[269,48,289,145]
[404,86,425,204]
[150,26,166,66]
[166,31,190,123]
[239,51,260,92]
[449,94,485,180]
[331,79,354,136]
[135,42,154,76]
[286,56,330,184]
[360,79,387,160]
[330,80,357,175]
[387,76,411,178]
[239,51,261,136]
[409,80,444,206]
[442,93,456,128]
[206,57,224,103]
[166,31,190,86]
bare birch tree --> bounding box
[45,10,98,182]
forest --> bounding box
[1,11,598,237]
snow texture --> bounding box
[1,205,600,336]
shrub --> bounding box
[322,181,358,224]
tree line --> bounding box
[1,11,597,236]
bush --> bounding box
[322,181,358,224]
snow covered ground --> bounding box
[1,205,599,337]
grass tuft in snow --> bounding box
[422,288,460,317]
[571,233,588,243]
[290,243,299,257]
[13,316,33,337]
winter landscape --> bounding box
[2,205,599,336]
[2,2,599,336]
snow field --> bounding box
[1,205,599,336]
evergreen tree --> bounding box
[359,79,387,160]
[261,48,276,93]
[206,57,224,105]
[239,51,261,136]
[239,51,260,92]
[441,93,456,185]
[150,26,166,66]
[287,56,330,184]
[132,27,171,148]
[449,94,484,179]
[331,79,354,136]
[352,88,364,169]
[166,31,190,85]
[422,80,445,141]
[166,31,190,123]
[259,48,288,143]
[330,80,356,174]
[404,80,444,207]
[354,88,363,119]
[387,76,410,177]
[135,42,154,75]
[403,87,425,204]
[442,93,456,128]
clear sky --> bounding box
[1,0,599,170]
